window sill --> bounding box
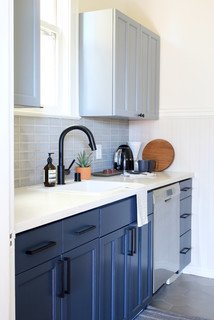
[14,107,81,120]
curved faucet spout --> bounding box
[57,125,96,184]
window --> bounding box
[40,0,58,108]
[14,0,79,117]
[39,0,79,117]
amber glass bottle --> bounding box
[44,153,56,187]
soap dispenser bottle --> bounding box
[44,153,56,187]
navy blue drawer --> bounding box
[148,191,153,215]
[15,221,62,275]
[63,209,99,252]
[100,196,136,237]
[180,179,192,200]
[180,230,191,271]
[180,196,192,236]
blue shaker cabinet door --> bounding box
[140,214,153,308]
[16,257,61,320]
[100,227,129,320]
[62,239,99,320]
[128,214,153,319]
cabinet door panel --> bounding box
[100,228,128,320]
[14,0,40,107]
[16,257,61,320]
[128,215,153,319]
[127,21,139,115]
[140,214,153,307]
[149,34,160,118]
[139,29,149,115]
[62,239,99,320]
[114,11,140,117]
[115,12,127,114]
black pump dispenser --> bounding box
[44,153,56,187]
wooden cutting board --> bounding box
[142,139,175,172]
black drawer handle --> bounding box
[128,227,136,256]
[25,241,56,255]
[180,247,191,254]
[64,257,71,295]
[180,213,191,219]
[181,187,192,192]
[74,225,96,235]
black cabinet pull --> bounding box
[180,213,191,219]
[74,225,96,235]
[64,257,71,295]
[128,227,136,256]
[59,259,65,298]
[25,241,56,255]
[138,113,145,118]
[180,247,191,254]
[181,187,192,192]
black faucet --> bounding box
[57,125,97,184]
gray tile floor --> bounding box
[150,274,214,320]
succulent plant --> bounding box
[76,150,93,167]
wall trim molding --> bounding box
[159,107,214,118]
[183,265,214,279]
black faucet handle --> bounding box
[64,159,75,176]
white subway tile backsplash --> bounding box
[15,116,129,187]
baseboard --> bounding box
[182,265,214,279]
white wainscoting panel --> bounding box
[129,116,214,278]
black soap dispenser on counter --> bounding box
[44,153,56,187]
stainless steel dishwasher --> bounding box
[153,183,180,293]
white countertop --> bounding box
[15,171,193,234]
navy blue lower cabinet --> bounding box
[128,214,153,319]
[100,227,129,320]
[99,216,153,320]
[61,239,99,320]
[16,257,61,320]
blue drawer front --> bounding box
[180,196,192,236]
[15,221,62,275]
[100,196,136,237]
[180,230,191,271]
[63,208,99,253]
[180,179,192,200]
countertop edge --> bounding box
[15,172,193,234]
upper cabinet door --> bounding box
[139,27,160,119]
[79,9,160,119]
[14,0,40,107]
[114,11,140,117]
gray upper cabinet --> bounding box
[79,9,160,119]
[14,0,40,107]
[139,27,160,119]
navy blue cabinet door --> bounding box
[62,239,99,320]
[100,227,129,320]
[128,214,153,319]
[139,214,153,309]
[16,257,61,320]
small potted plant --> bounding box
[75,150,93,180]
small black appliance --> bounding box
[113,144,134,171]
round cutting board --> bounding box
[142,139,175,172]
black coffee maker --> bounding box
[113,145,134,171]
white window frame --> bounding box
[14,0,80,119]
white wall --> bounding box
[0,0,14,319]
[80,0,214,278]
[129,0,214,278]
